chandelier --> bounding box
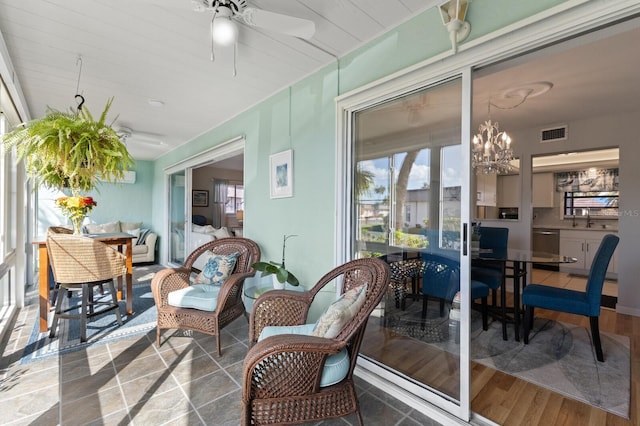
[472,119,513,175]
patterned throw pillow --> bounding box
[312,284,368,339]
[193,252,239,285]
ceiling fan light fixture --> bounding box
[212,15,238,46]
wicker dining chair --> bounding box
[242,257,390,426]
[151,237,260,355]
[47,233,126,342]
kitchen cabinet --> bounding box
[559,230,617,276]
[532,172,555,207]
[498,174,520,207]
[476,173,497,206]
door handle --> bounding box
[463,223,468,256]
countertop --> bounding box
[532,224,618,232]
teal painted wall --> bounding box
[37,160,154,236]
[89,160,154,227]
[150,1,568,286]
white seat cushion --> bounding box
[258,323,350,387]
[168,284,220,312]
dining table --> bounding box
[33,232,135,332]
[475,248,577,341]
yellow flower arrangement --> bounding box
[55,196,97,234]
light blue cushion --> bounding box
[259,323,317,340]
[167,284,220,312]
[257,324,350,387]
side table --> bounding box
[243,275,303,312]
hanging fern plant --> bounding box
[2,98,134,194]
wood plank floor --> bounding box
[361,269,637,425]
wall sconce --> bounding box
[438,0,471,53]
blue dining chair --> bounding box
[522,234,619,362]
[471,227,509,299]
[421,251,490,330]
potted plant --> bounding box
[252,234,300,289]
[2,98,133,231]
[2,98,134,194]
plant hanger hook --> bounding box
[75,55,85,112]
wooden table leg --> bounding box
[38,244,51,332]
[116,245,124,301]
[125,239,133,315]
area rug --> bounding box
[384,303,631,418]
[21,265,164,364]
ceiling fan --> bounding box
[192,0,316,72]
[116,126,166,147]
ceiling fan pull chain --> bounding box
[233,42,237,77]
[210,10,218,61]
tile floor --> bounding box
[0,287,442,426]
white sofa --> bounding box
[188,224,235,270]
[85,221,157,264]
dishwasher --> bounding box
[532,229,560,271]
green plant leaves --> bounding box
[2,98,134,193]
[251,261,299,286]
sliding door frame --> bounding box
[162,136,245,266]
[335,2,640,422]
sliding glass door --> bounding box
[345,74,472,420]
[168,170,186,265]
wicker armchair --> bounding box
[47,234,126,342]
[151,237,260,355]
[242,257,390,426]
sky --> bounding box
[359,145,463,202]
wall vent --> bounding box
[540,125,568,143]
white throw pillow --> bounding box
[124,228,140,238]
[213,227,232,239]
[86,221,120,234]
[312,284,368,339]
[192,223,207,233]
[121,221,143,232]
[202,225,216,234]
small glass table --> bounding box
[243,275,304,312]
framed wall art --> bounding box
[192,190,209,207]
[270,149,293,199]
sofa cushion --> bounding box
[124,228,140,239]
[312,284,367,339]
[86,221,120,234]
[193,252,239,285]
[131,245,147,255]
[213,227,232,239]
[192,224,216,234]
[257,323,350,387]
[168,284,220,311]
[121,221,143,232]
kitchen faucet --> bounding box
[586,208,594,228]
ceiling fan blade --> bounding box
[241,7,315,39]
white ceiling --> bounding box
[358,19,640,150]
[2,2,639,164]
[0,0,432,160]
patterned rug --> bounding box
[385,302,630,418]
[21,264,165,364]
